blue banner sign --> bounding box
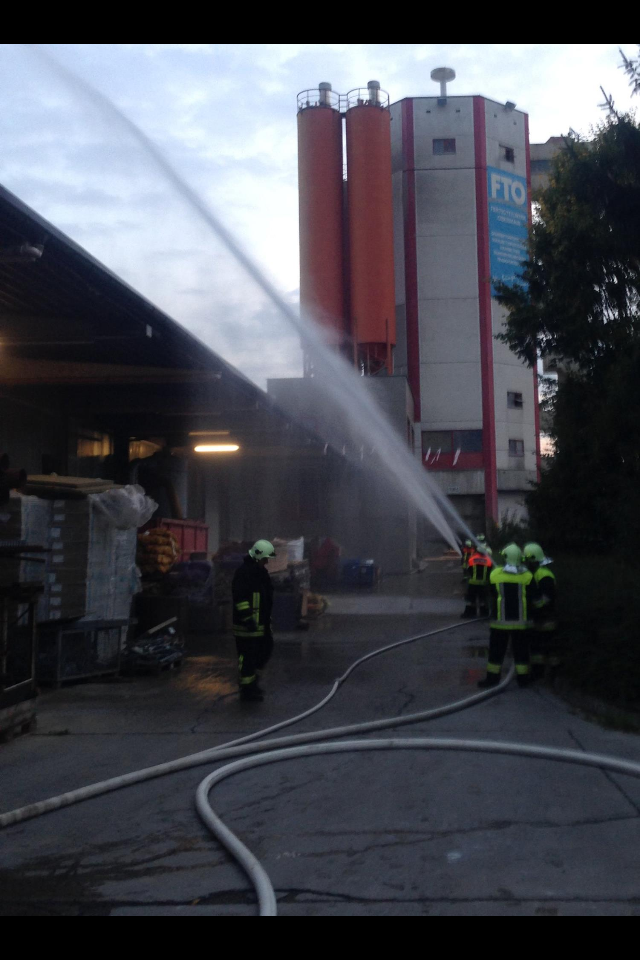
[487,166,528,293]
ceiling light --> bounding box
[194,444,240,453]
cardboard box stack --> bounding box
[48,500,138,621]
[0,494,139,622]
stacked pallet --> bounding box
[24,476,118,498]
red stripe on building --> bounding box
[401,98,420,421]
[473,96,498,522]
[524,111,542,482]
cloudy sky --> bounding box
[0,43,637,386]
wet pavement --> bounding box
[2,559,640,916]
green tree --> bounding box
[496,115,640,372]
[495,108,640,553]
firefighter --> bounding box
[232,539,275,702]
[461,539,474,573]
[461,546,493,618]
[478,543,535,689]
[523,542,557,680]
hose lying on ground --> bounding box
[0,619,497,828]
[9,616,632,920]
[197,737,640,917]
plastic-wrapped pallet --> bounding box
[287,537,304,563]
[269,539,291,574]
[47,499,140,622]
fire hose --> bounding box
[3,620,640,916]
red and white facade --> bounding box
[390,94,540,529]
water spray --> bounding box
[21,43,477,553]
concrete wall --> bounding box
[411,98,482,434]
[497,491,528,522]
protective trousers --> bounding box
[236,634,274,689]
[486,628,530,679]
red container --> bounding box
[152,518,208,562]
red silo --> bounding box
[345,81,396,373]
[297,83,347,349]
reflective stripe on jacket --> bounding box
[232,556,274,638]
[489,566,533,630]
[468,552,492,585]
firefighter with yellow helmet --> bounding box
[232,539,276,702]
[478,543,535,689]
[523,542,558,680]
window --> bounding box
[501,144,515,163]
[422,430,483,456]
[507,391,523,409]
[509,439,525,457]
[433,138,456,155]
[422,431,452,454]
[454,430,483,453]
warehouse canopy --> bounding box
[0,184,315,453]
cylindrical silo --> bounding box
[297,83,347,349]
[345,81,396,373]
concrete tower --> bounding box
[390,76,540,530]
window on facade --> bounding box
[509,439,525,457]
[507,391,524,409]
[501,145,515,163]
[422,430,483,455]
[433,138,456,155]
[422,431,452,454]
[453,430,483,452]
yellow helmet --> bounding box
[249,539,276,560]
[501,543,523,567]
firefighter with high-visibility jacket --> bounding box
[478,543,535,689]
[232,539,275,702]
[461,546,493,618]
[523,542,557,680]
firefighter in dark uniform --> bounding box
[478,543,535,689]
[461,546,493,618]
[523,542,558,680]
[232,539,275,702]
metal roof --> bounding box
[0,184,250,377]
[0,184,314,451]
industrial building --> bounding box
[290,72,542,535]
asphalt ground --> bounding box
[1,559,640,916]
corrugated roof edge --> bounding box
[0,182,266,398]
